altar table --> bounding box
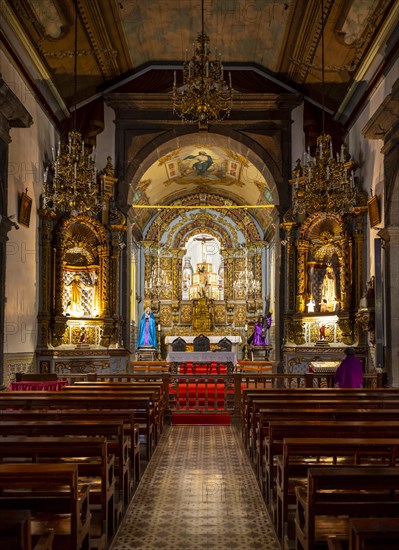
[165,335,241,353]
[9,380,69,391]
[166,351,237,374]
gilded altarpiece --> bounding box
[282,134,368,373]
[140,200,266,355]
[37,174,128,374]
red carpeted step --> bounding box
[171,413,231,425]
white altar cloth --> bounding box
[165,335,241,355]
[165,336,241,344]
[166,351,237,365]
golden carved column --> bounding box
[54,233,66,316]
[109,228,125,317]
[224,249,234,301]
[282,222,296,312]
[339,237,352,311]
[171,249,183,302]
[38,209,56,347]
[141,241,154,302]
[296,240,309,313]
[98,244,110,317]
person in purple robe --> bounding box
[334,347,363,388]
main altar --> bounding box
[142,223,267,361]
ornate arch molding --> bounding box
[172,222,233,251]
[144,192,262,245]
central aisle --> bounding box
[110,425,279,550]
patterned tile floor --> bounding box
[110,425,279,550]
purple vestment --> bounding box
[334,355,363,388]
[253,321,266,346]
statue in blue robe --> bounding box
[137,307,158,349]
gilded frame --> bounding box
[367,195,380,228]
[18,190,32,227]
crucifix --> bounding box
[194,236,214,262]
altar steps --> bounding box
[169,363,233,424]
[171,412,231,425]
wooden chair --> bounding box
[171,338,186,352]
[217,337,232,351]
[193,334,210,351]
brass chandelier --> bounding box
[172,0,232,123]
[290,0,361,217]
[42,1,106,215]
[290,133,361,216]
[42,131,105,215]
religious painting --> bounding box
[367,195,380,228]
[18,190,32,227]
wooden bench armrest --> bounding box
[33,528,55,550]
[326,535,346,550]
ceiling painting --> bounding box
[133,145,273,205]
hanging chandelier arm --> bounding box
[73,0,78,130]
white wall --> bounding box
[346,58,399,279]
[1,49,58,355]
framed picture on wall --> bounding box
[18,189,32,227]
[367,195,380,228]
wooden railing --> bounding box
[62,370,385,416]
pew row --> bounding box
[0,410,140,487]
[0,509,54,550]
[294,467,399,550]
[275,437,399,547]
[0,393,155,461]
[0,418,130,511]
[0,463,91,550]
[0,436,115,548]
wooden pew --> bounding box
[64,382,166,437]
[250,400,399,462]
[294,467,399,550]
[0,509,54,550]
[349,517,399,549]
[252,406,399,475]
[262,419,399,505]
[0,393,155,461]
[276,437,399,546]
[241,388,399,451]
[0,409,140,487]
[0,418,130,511]
[0,436,115,548]
[0,463,91,550]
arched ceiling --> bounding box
[2,0,398,123]
[125,132,278,236]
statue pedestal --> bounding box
[248,345,272,361]
[136,346,157,361]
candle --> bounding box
[245,323,248,331]
[173,70,176,86]
[158,324,161,331]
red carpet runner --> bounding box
[170,363,232,425]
